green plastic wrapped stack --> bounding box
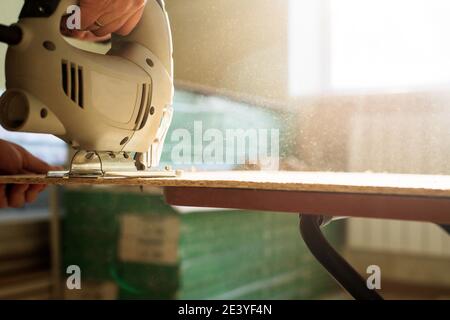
[62,89,343,299]
[62,189,344,300]
[179,210,343,299]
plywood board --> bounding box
[1,171,450,198]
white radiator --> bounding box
[346,109,450,258]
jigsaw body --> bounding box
[0,0,175,177]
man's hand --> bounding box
[62,0,147,41]
[0,140,56,209]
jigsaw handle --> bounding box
[55,0,173,76]
[1,0,174,161]
[115,0,173,77]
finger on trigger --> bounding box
[79,2,105,31]
[116,7,145,36]
[91,14,131,37]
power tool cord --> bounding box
[299,214,383,300]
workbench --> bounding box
[1,171,450,300]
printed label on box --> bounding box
[118,213,180,265]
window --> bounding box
[289,0,450,95]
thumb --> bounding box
[16,146,51,174]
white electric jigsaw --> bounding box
[0,0,177,178]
